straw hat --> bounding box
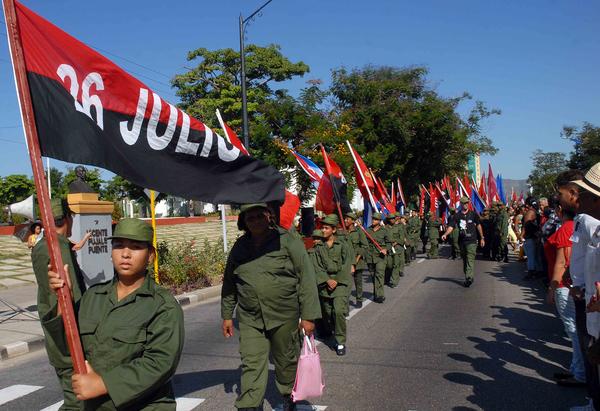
[572,162,600,198]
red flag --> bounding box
[279,190,300,230]
[346,140,376,208]
[511,188,517,203]
[316,146,350,216]
[478,177,489,208]
[216,109,249,156]
[397,178,406,207]
[370,170,394,213]
[463,173,472,197]
[390,182,397,211]
[419,186,426,217]
[429,182,437,214]
[487,163,499,202]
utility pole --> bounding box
[239,0,273,150]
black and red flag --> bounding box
[315,146,351,218]
[12,1,284,204]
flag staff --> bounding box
[2,0,86,374]
[345,140,378,210]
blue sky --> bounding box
[0,0,599,181]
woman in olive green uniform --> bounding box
[313,214,353,356]
[46,218,184,410]
[221,203,321,411]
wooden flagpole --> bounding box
[2,0,86,374]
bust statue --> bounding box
[68,166,95,193]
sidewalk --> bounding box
[0,282,222,360]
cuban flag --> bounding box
[291,150,323,187]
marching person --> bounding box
[313,214,353,355]
[442,197,485,287]
[366,212,391,303]
[408,210,420,261]
[391,213,407,286]
[427,213,442,259]
[31,198,87,410]
[344,212,369,308]
[221,203,321,411]
[45,218,184,410]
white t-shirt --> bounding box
[585,222,600,338]
[570,214,600,287]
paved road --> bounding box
[0,247,586,410]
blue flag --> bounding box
[496,174,506,204]
[363,199,373,228]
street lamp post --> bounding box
[239,0,273,150]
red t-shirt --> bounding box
[544,220,574,288]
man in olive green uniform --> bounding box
[313,214,353,355]
[31,198,86,410]
[427,214,442,259]
[366,212,391,303]
[400,215,411,266]
[481,208,494,260]
[390,214,407,286]
[344,212,369,308]
[221,203,321,410]
[442,197,486,287]
[384,214,397,287]
[420,214,429,254]
[408,210,420,261]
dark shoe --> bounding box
[464,278,473,288]
[503,257,509,263]
[336,344,346,356]
[355,300,363,308]
[375,296,385,303]
[553,372,574,380]
[388,283,397,288]
[524,271,536,280]
[282,395,296,411]
[556,376,586,387]
[399,272,404,277]
[238,405,263,411]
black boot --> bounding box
[282,395,297,411]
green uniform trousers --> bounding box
[404,246,411,266]
[237,320,300,408]
[451,230,460,258]
[390,251,405,287]
[460,242,478,280]
[428,239,439,258]
[353,269,364,302]
[55,368,79,410]
[320,293,347,345]
[368,260,386,299]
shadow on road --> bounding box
[443,256,585,411]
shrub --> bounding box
[157,238,227,294]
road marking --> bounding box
[347,299,372,320]
[40,401,63,411]
[416,258,425,264]
[0,384,43,406]
[176,397,206,410]
[274,405,327,410]
[442,342,458,346]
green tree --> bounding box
[563,122,600,171]
[172,44,309,136]
[528,150,567,198]
[48,167,66,198]
[0,174,35,205]
[329,66,499,197]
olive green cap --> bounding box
[344,211,358,220]
[311,229,324,238]
[372,212,383,220]
[109,218,154,243]
[239,203,268,214]
[321,214,339,227]
[386,213,396,220]
[460,196,470,204]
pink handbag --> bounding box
[291,334,325,402]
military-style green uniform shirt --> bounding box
[43,273,184,410]
[221,227,321,330]
[31,234,87,369]
[365,225,392,264]
[346,227,368,270]
[428,217,442,239]
[312,238,353,298]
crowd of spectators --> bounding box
[504,164,600,411]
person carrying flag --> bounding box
[344,212,369,308]
[312,214,353,356]
[366,212,391,303]
[442,197,486,287]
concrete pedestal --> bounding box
[68,193,114,288]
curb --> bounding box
[0,284,222,361]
